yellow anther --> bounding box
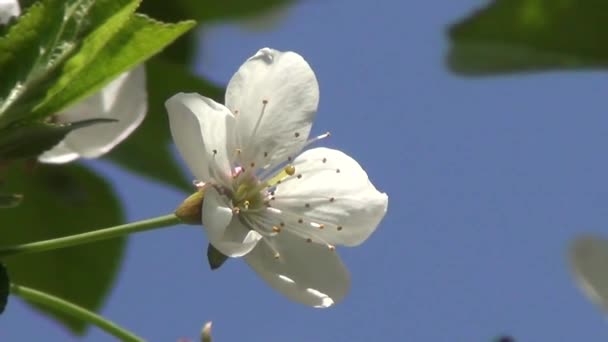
[285,164,296,176]
[243,200,250,209]
[272,226,281,233]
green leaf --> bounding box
[0,118,115,161]
[0,263,8,315]
[106,59,223,192]
[0,0,97,126]
[33,13,195,119]
[27,0,142,119]
[137,0,293,64]
[0,193,23,209]
[447,0,608,75]
[0,164,125,334]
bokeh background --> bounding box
[3,0,608,340]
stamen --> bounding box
[243,200,250,210]
[285,165,296,176]
[272,226,281,233]
[328,245,335,251]
[232,207,241,214]
[302,131,331,150]
[274,252,281,259]
[337,226,343,231]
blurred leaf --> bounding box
[207,244,228,270]
[447,0,608,75]
[0,164,125,334]
[0,263,8,315]
[0,0,96,127]
[0,193,23,208]
[138,0,293,64]
[33,13,195,118]
[0,118,115,161]
[106,59,223,192]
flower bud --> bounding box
[174,189,205,225]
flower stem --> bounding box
[0,214,181,258]
[10,283,144,342]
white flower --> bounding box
[38,66,147,163]
[0,0,147,163]
[166,48,388,308]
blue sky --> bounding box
[3,0,608,340]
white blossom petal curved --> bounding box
[39,66,147,163]
[0,0,20,25]
[245,230,350,308]
[225,48,319,170]
[271,147,388,246]
[203,187,262,257]
[166,93,235,184]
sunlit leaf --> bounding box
[447,0,608,75]
[0,0,97,127]
[0,164,125,334]
[33,12,195,119]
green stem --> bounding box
[0,214,181,258]
[10,284,144,342]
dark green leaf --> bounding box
[0,193,23,208]
[106,59,223,192]
[0,263,8,314]
[0,164,125,334]
[447,0,608,75]
[0,119,115,161]
[207,244,228,270]
[33,12,195,119]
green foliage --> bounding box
[0,263,8,314]
[0,0,194,131]
[107,59,223,192]
[0,193,23,208]
[0,0,96,127]
[0,119,114,161]
[34,13,195,118]
[0,164,125,334]
[447,0,608,75]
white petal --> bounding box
[245,230,350,307]
[569,235,608,312]
[39,66,147,163]
[202,187,261,257]
[272,147,388,246]
[0,0,20,25]
[166,92,235,184]
[225,48,319,169]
